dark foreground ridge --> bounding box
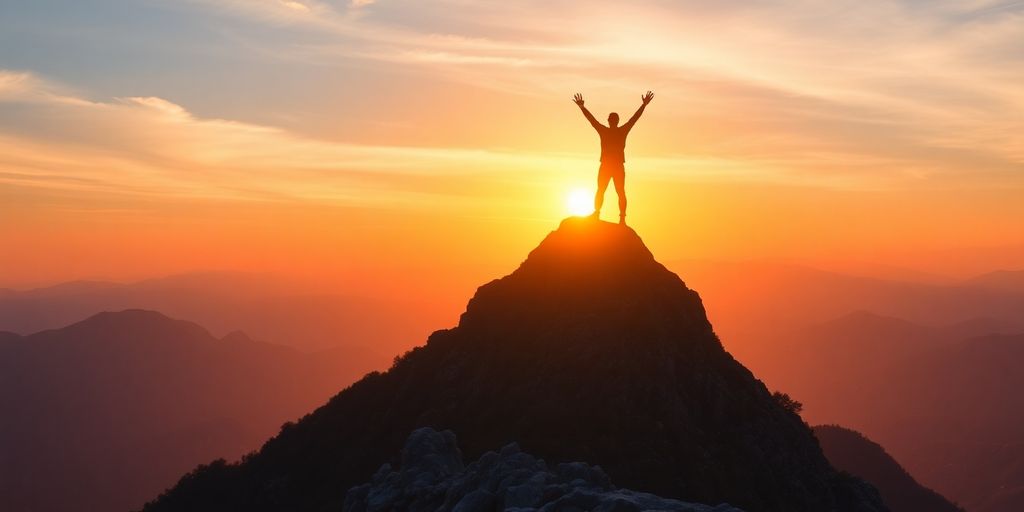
[814,425,963,512]
[344,427,744,512]
[144,217,886,512]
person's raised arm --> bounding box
[573,93,603,131]
[623,90,654,131]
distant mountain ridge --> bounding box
[965,269,1024,293]
[671,260,1024,360]
[0,310,387,512]
[144,218,885,512]
[0,272,443,353]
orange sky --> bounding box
[2,1,1023,294]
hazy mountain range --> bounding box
[672,260,1024,359]
[0,272,446,354]
[0,310,389,512]
[2,255,1021,511]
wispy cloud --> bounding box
[0,70,526,205]
[2,0,1023,213]
[169,0,1023,186]
[280,1,311,13]
[6,67,943,220]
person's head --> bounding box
[608,112,619,127]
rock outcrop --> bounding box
[344,428,744,512]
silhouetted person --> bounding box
[573,91,654,225]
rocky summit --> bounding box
[144,217,886,512]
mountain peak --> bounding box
[28,309,215,349]
[460,217,712,343]
[144,220,884,512]
[80,309,209,333]
[508,217,661,282]
[525,216,652,266]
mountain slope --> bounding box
[144,218,885,512]
[0,310,388,512]
[814,425,962,512]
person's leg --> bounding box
[613,165,626,224]
[594,163,611,217]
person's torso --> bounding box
[598,126,629,163]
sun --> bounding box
[566,187,593,217]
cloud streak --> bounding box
[170,0,1023,186]
[1,70,762,209]
[1,1,1022,215]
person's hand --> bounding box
[641,91,654,105]
[573,93,584,107]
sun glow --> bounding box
[566,187,593,217]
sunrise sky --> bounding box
[2,0,1023,297]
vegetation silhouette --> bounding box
[771,391,804,416]
[573,91,653,225]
